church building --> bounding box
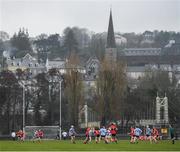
[105,9,117,63]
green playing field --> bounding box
[0,140,180,151]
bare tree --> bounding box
[64,52,84,127]
[96,59,126,125]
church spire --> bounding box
[107,9,116,48]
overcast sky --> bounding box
[0,0,180,37]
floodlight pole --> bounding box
[59,79,63,140]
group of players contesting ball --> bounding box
[13,123,176,145]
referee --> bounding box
[169,125,175,144]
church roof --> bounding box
[106,10,116,48]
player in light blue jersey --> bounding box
[100,126,108,144]
[145,125,152,142]
[134,127,142,143]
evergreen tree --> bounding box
[63,29,78,57]
[10,28,32,57]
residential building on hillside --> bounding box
[45,57,86,74]
[45,57,66,73]
[6,53,45,76]
[85,56,100,79]
[115,34,127,46]
[141,30,154,44]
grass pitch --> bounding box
[0,140,180,151]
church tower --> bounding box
[105,9,117,62]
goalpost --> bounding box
[24,126,60,140]
[21,79,63,140]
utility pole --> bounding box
[59,79,63,140]
[22,85,25,136]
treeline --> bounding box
[1,28,180,63]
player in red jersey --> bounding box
[16,130,21,140]
[83,127,91,144]
[38,130,44,141]
[139,135,145,141]
[152,127,159,143]
[94,127,100,143]
[109,123,118,143]
[129,126,135,143]
[16,130,24,141]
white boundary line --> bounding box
[3,151,180,152]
